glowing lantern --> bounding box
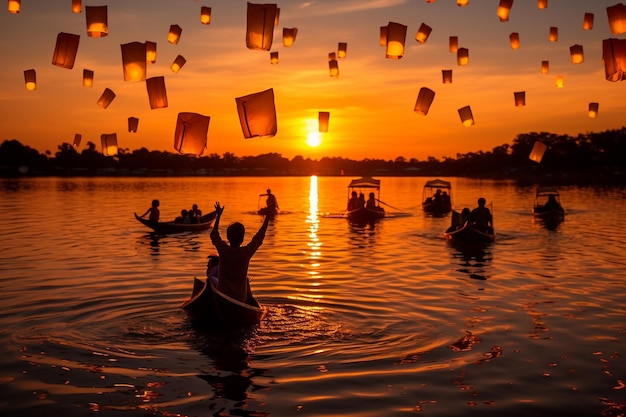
[318,111,330,133]
[497,0,513,22]
[146,76,168,109]
[513,91,525,106]
[449,36,458,53]
[246,3,278,51]
[385,22,407,59]
[235,88,277,139]
[583,13,594,30]
[415,23,432,44]
[73,134,81,148]
[128,117,139,133]
[588,102,599,118]
[537,0,547,9]
[425,0,435,2]
[23,69,36,91]
[270,51,279,64]
[541,60,549,74]
[200,6,211,24]
[549,26,558,42]
[555,75,564,88]
[607,3,626,34]
[329,59,339,77]
[83,69,93,87]
[170,55,186,72]
[282,28,298,47]
[414,87,436,115]
[510,32,520,49]
[338,42,347,58]
[121,42,147,81]
[8,0,19,14]
[85,5,108,38]
[52,32,80,69]
[379,26,387,47]
[174,112,210,155]
[570,44,584,64]
[100,133,118,156]
[529,141,546,163]
[457,47,469,66]
[458,106,474,126]
[328,52,336,60]
[97,88,115,109]
[602,38,626,81]
[168,24,182,45]
[274,8,280,26]
[457,0,469,6]
[72,0,81,13]
[442,69,453,84]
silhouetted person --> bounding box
[140,199,160,222]
[265,189,279,213]
[543,194,562,211]
[366,192,378,209]
[347,191,359,210]
[467,197,492,232]
[175,209,189,223]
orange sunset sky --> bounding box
[1,0,624,161]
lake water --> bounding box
[1,176,625,416]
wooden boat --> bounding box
[134,211,216,234]
[532,186,565,220]
[444,209,495,243]
[346,176,385,223]
[422,179,452,215]
[181,277,265,328]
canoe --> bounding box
[422,178,452,216]
[346,206,385,223]
[134,211,216,234]
[532,186,565,220]
[181,277,265,328]
[444,209,495,243]
[346,176,386,223]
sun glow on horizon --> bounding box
[306,131,322,147]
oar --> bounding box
[376,198,404,211]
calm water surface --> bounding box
[1,176,625,416]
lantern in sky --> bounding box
[602,38,626,81]
[121,42,147,81]
[329,59,339,77]
[442,69,453,84]
[85,5,108,37]
[168,24,182,44]
[8,0,20,13]
[414,87,436,115]
[556,75,564,88]
[170,55,186,72]
[318,111,330,133]
[146,76,168,109]
[457,0,469,6]
[385,22,407,59]
[549,26,558,42]
[379,26,387,47]
[235,88,277,139]
[174,112,210,155]
[607,3,626,34]
[338,42,347,58]
[146,41,157,64]
[513,91,525,107]
[72,0,81,14]
[415,23,432,44]
[83,69,93,87]
[449,36,458,53]
[570,44,584,64]
[328,52,336,60]
[583,13,594,30]
[509,32,520,49]
[282,28,298,47]
[537,0,547,9]
[97,88,115,109]
[541,60,549,74]
[458,106,474,127]
[23,69,36,91]
[246,3,278,51]
[52,32,80,69]
[270,51,279,64]
[457,47,469,65]
[200,6,211,24]
[529,141,547,163]
[128,117,139,133]
[274,8,280,26]
[497,0,513,22]
[101,133,118,156]
[73,134,81,148]
[588,102,599,118]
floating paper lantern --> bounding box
[449,36,458,53]
[458,106,474,126]
[328,52,337,60]
[415,23,432,44]
[121,42,147,81]
[414,87,436,115]
[385,22,407,59]
[23,69,36,91]
[270,51,279,64]
[442,69,453,84]
[588,102,599,118]
[541,60,549,74]
[329,59,339,77]
[338,42,347,58]
[529,141,546,163]
[97,88,115,109]
[282,28,297,47]
[497,0,513,22]
[8,0,20,14]
[246,3,278,51]
[549,26,558,42]
[128,117,139,133]
[274,8,280,26]
[318,111,330,133]
[513,91,525,106]
[583,13,594,30]
[86,5,108,38]
[537,0,547,9]
[556,75,564,88]
[607,3,626,34]
[146,41,157,64]
[170,55,186,72]
[174,112,210,155]
[73,134,82,148]
[146,76,168,109]
[52,32,80,69]
[235,88,277,139]
[457,0,469,6]
[425,0,435,3]
[83,69,93,87]
[72,0,81,13]
[168,24,182,44]
[510,32,520,49]
[570,44,584,64]
[200,6,211,24]
[457,47,469,65]
[101,133,118,156]
[602,38,626,81]
[379,26,387,47]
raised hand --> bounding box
[214,201,225,216]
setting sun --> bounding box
[306,132,322,148]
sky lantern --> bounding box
[442,69,453,84]
[146,76,168,109]
[457,47,469,65]
[602,38,626,81]
[329,59,339,77]
[85,5,108,38]
[570,44,584,64]
[338,42,347,58]
[541,60,549,74]
[246,3,278,51]
[121,42,147,81]
[170,55,186,72]
[549,26,558,42]
[415,23,432,43]
[200,6,211,24]
[128,117,139,133]
[274,8,280,26]
[529,141,546,163]
[497,0,513,22]
[72,0,81,14]
[83,69,93,87]
[457,0,469,6]
[414,87,435,115]
[168,24,182,44]
[509,32,520,49]
[588,102,599,118]
[583,13,594,30]
[537,0,547,9]
[385,22,407,59]
[146,41,157,64]
[458,105,474,126]
[607,3,626,34]
[513,91,525,106]
[555,75,564,88]
[379,26,387,47]
[23,69,36,91]
[235,88,277,139]
[282,28,298,47]
[449,36,458,53]
[318,111,330,133]
[52,32,80,69]
[73,134,81,148]
[270,51,279,64]
[97,88,115,109]
[328,52,336,60]
[8,0,20,14]
[174,112,210,155]
[100,133,118,156]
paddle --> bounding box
[376,198,404,212]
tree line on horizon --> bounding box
[1,127,625,184]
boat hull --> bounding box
[347,206,385,223]
[134,211,216,234]
[444,223,495,243]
